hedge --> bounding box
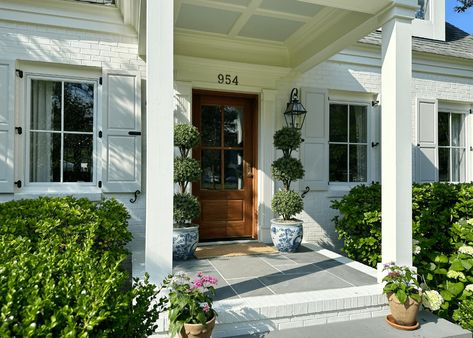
[0,197,159,337]
[332,183,473,329]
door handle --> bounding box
[247,161,254,178]
[128,131,141,136]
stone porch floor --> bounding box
[172,243,377,300]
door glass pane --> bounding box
[451,114,463,147]
[201,150,221,190]
[329,104,348,142]
[349,145,367,182]
[438,148,449,182]
[201,105,221,147]
[63,134,93,182]
[452,148,465,182]
[224,150,243,190]
[29,132,61,182]
[64,82,94,132]
[30,80,62,131]
[224,106,244,147]
[438,113,449,146]
[349,105,367,143]
[329,144,347,182]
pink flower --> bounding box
[197,272,203,277]
[200,302,210,313]
[192,278,203,288]
[202,275,218,285]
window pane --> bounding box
[438,148,449,182]
[63,134,93,182]
[329,104,348,142]
[29,132,61,182]
[224,150,243,190]
[452,148,465,182]
[451,114,463,147]
[224,106,244,147]
[438,113,449,146]
[201,150,221,190]
[349,145,367,182]
[30,80,62,131]
[349,105,367,143]
[64,82,94,132]
[329,144,347,182]
[201,105,221,147]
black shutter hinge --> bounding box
[98,181,102,188]
[15,127,22,135]
[15,69,23,78]
[14,180,22,188]
[372,100,379,107]
[99,77,103,85]
[470,109,472,114]
[98,130,102,138]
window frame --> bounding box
[23,72,101,191]
[328,100,372,186]
[437,108,469,183]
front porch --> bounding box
[154,244,388,337]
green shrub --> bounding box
[0,197,160,337]
[271,157,304,191]
[174,124,200,157]
[331,183,473,330]
[454,297,473,331]
[174,157,202,193]
[273,127,302,157]
[272,190,304,221]
[173,193,200,226]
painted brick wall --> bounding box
[290,53,473,251]
[0,19,147,277]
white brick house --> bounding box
[0,0,472,286]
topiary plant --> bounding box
[271,126,305,221]
[173,124,202,226]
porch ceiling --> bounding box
[169,0,398,72]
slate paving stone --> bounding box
[226,277,274,297]
[258,270,352,294]
[210,256,281,279]
[259,254,295,266]
[271,263,322,275]
[321,263,377,286]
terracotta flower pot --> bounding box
[179,315,216,338]
[387,293,420,326]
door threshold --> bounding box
[198,239,261,247]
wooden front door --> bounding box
[193,91,256,240]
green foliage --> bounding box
[271,157,304,191]
[454,297,473,331]
[455,0,473,12]
[382,264,422,304]
[174,124,200,157]
[272,190,304,221]
[174,157,202,193]
[331,183,382,267]
[173,123,202,225]
[273,127,302,157]
[331,183,473,331]
[173,193,200,226]
[271,127,305,220]
[159,272,217,337]
[0,197,160,337]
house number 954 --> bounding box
[217,74,239,85]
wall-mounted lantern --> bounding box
[284,88,307,130]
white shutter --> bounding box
[0,61,14,193]
[416,99,438,182]
[102,70,141,192]
[300,88,329,190]
[371,104,381,183]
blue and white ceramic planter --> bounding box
[270,219,303,253]
[173,225,199,260]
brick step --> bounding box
[212,284,388,337]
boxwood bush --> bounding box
[331,183,473,330]
[0,197,160,337]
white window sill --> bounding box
[15,186,103,201]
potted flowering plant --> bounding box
[159,272,218,338]
[383,263,444,329]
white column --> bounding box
[259,89,277,243]
[145,0,174,283]
[379,7,415,279]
